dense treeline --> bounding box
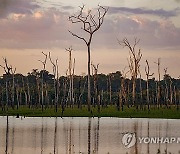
[0,69,179,113]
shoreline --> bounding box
[0,106,179,119]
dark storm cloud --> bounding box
[109,6,180,18]
[0,0,39,18]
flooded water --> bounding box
[0,117,179,154]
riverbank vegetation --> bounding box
[0,106,179,119]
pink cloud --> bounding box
[0,8,180,51]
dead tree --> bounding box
[38,52,47,111]
[56,58,59,109]
[138,71,143,110]
[145,60,154,111]
[120,67,129,111]
[169,77,173,106]
[118,38,142,108]
[164,68,169,107]
[0,58,13,110]
[26,77,31,108]
[15,79,20,109]
[108,74,112,105]
[66,47,74,107]
[49,52,58,112]
[10,66,16,109]
[92,63,100,112]
[72,58,75,106]
[69,5,108,111]
[154,58,161,108]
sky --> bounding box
[0,0,180,79]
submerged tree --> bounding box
[69,5,108,111]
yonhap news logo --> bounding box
[122,132,180,149]
[122,132,136,149]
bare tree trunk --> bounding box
[12,74,15,109]
[132,78,136,107]
[66,48,75,108]
[69,50,73,106]
[45,83,48,109]
[139,75,143,110]
[56,59,59,112]
[16,84,19,110]
[72,58,75,107]
[87,45,91,111]
[146,78,150,110]
[169,78,173,106]
[27,78,31,108]
[49,52,58,112]
[39,52,47,111]
[6,81,9,111]
[178,89,180,111]
[22,77,27,106]
[92,63,99,110]
[108,75,112,105]
[119,90,123,111]
[174,86,177,106]
[164,68,169,108]
[145,60,154,111]
[41,72,44,111]
[155,58,161,109]
[37,78,41,108]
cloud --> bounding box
[0,0,39,18]
[0,4,180,51]
[92,15,180,50]
[108,7,180,18]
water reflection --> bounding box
[0,117,179,154]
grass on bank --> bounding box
[0,105,179,119]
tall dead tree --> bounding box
[120,67,129,110]
[108,74,112,105]
[145,60,154,111]
[92,63,100,112]
[56,58,59,109]
[10,66,16,109]
[154,58,161,108]
[49,52,58,112]
[66,47,74,107]
[26,77,31,108]
[69,5,108,111]
[0,58,13,110]
[38,52,47,111]
[118,38,142,108]
[15,79,20,109]
[139,73,143,110]
[164,68,169,107]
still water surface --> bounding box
[0,117,179,154]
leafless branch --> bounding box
[68,5,108,45]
